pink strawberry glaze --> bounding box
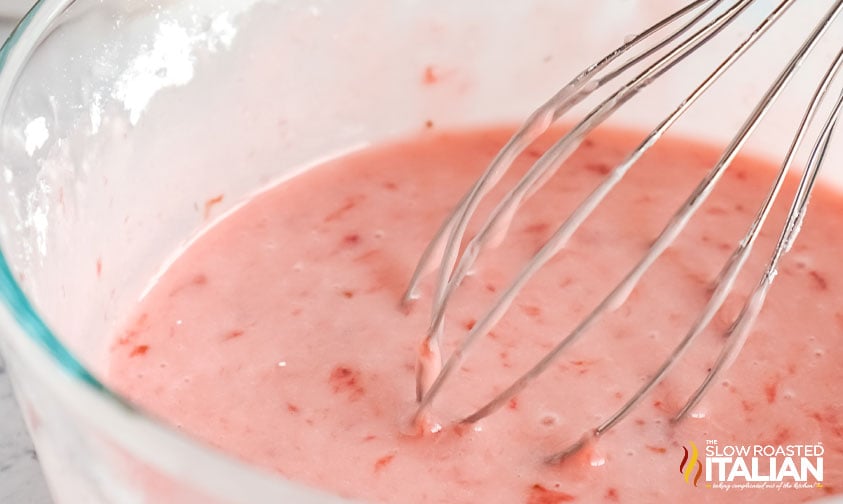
[110,126,842,503]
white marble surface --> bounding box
[0,355,52,504]
[0,9,53,504]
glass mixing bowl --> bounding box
[0,0,840,502]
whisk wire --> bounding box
[548,45,843,463]
[673,79,843,423]
[461,0,843,435]
[406,0,843,464]
[401,0,721,308]
[413,0,754,413]
[427,0,753,332]
[454,0,806,426]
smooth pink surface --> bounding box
[109,127,842,503]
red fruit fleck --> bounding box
[116,328,138,347]
[343,234,361,246]
[383,181,398,191]
[527,147,543,159]
[425,119,434,129]
[451,424,470,438]
[374,454,396,473]
[809,270,828,291]
[735,170,748,181]
[223,329,245,341]
[773,427,790,445]
[363,435,377,442]
[527,484,575,503]
[287,403,300,413]
[486,283,497,293]
[764,381,778,404]
[96,257,102,277]
[342,290,355,299]
[521,305,542,318]
[423,65,438,85]
[418,341,435,358]
[508,397,519,410]
[524,222,550,234]
[585,162,610,175]
[203,194,224,219]
[130,345,149,357]
[741,400,754,413]
[606,488,619,501]
[500,351,512,368]
[464,319,477,331]
[329,366,365,400]
[653,400,669,413]
[645,445,667,454]
[331,366,354,382]
[324,195,365,223]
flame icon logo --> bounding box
[680,441,703,487]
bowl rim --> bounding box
[0,0,106,394]
[0,2,349,501]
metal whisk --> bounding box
[402,0,843,463]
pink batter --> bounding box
[109,126,842,503]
